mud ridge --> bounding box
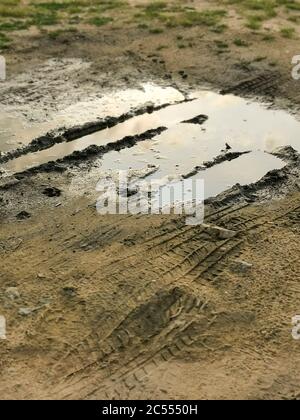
[220,71,280,97]
[0,99,191,165]
[182,115,208,125]
[182,151,251,179]
[7,126,167,180]
[206,146,300,208]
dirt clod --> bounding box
[42,187,61,198]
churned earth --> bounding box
[1,0,300,400]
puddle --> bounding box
[1,88,299,200]
[0,83,184,154]
[0,112,57,153]
[192,151,285,199]
[71,150,284,203]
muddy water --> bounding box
[0,84,184,153]
[3,90,300,174]
[98,150,284,201]
[1,88,299,200]
[0,113,43,153]
[192,151,285,199]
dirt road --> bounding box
[1,181,300,399]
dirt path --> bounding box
[1,187,300,399]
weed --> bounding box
[280,26,295,38]
[234,37,249,46]
[88,16,113,26]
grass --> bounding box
[31,13,59,26]
[133,3,227,29]
[144,1,168,15]
[253,55,267,62]
[211,23,228,33]
[157,44,167,50]
[222,0,300,33]
[280,26,296,37]
[0,5,33,18]
[214,39,229,49]
[149,27,164,34]
[165,10,227,28]
[262,33,276,41]
[33,2,73,11]
[285,1,300,11]
[47,27,78,39]
[88,16,113,26]
[0,0,299,47]
[234,37,249,46]
[0,20,31,31]
[0,0,128,32]
[0,32,11,49]
[246,14,264,29]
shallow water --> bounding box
[192,151,285,199]
[3,90,300,174]
[0,84,184,154]
[92,150,284,202]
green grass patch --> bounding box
[285,1,300,11]
[233,37,249,46]
[262,32,275,41]
[210,23,228,33]
[0,19,31,31]
[88,16,113,26]
[246,14,264,29]
[30,12,59,26]
[174,10,227,28]
[47,27,78,39]
[157,44,167,50]
[0,5,33,18]
[149,27,164,34]
[133,2,227,29]
[0,32,11,49]
[214,39,229,49]
[144,1,168,15]
[223,0,300,32]
[280,26,296,37]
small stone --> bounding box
[5,287,20,300]
[61,286,77,297]
[231,259,253,273]
[202,224,237,240]
[18,307,35,316]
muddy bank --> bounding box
[206,146,300,208]
[0,100,191,165]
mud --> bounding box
[2,90,299,206]
[182,151,251,178]
[4,126,167,179]
[220,71,281,97]
[0,98,188,164]
[207,146,300,208]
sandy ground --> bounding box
[1,0,300,400]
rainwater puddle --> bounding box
[1,87,299,200]
[0,84,184,154]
